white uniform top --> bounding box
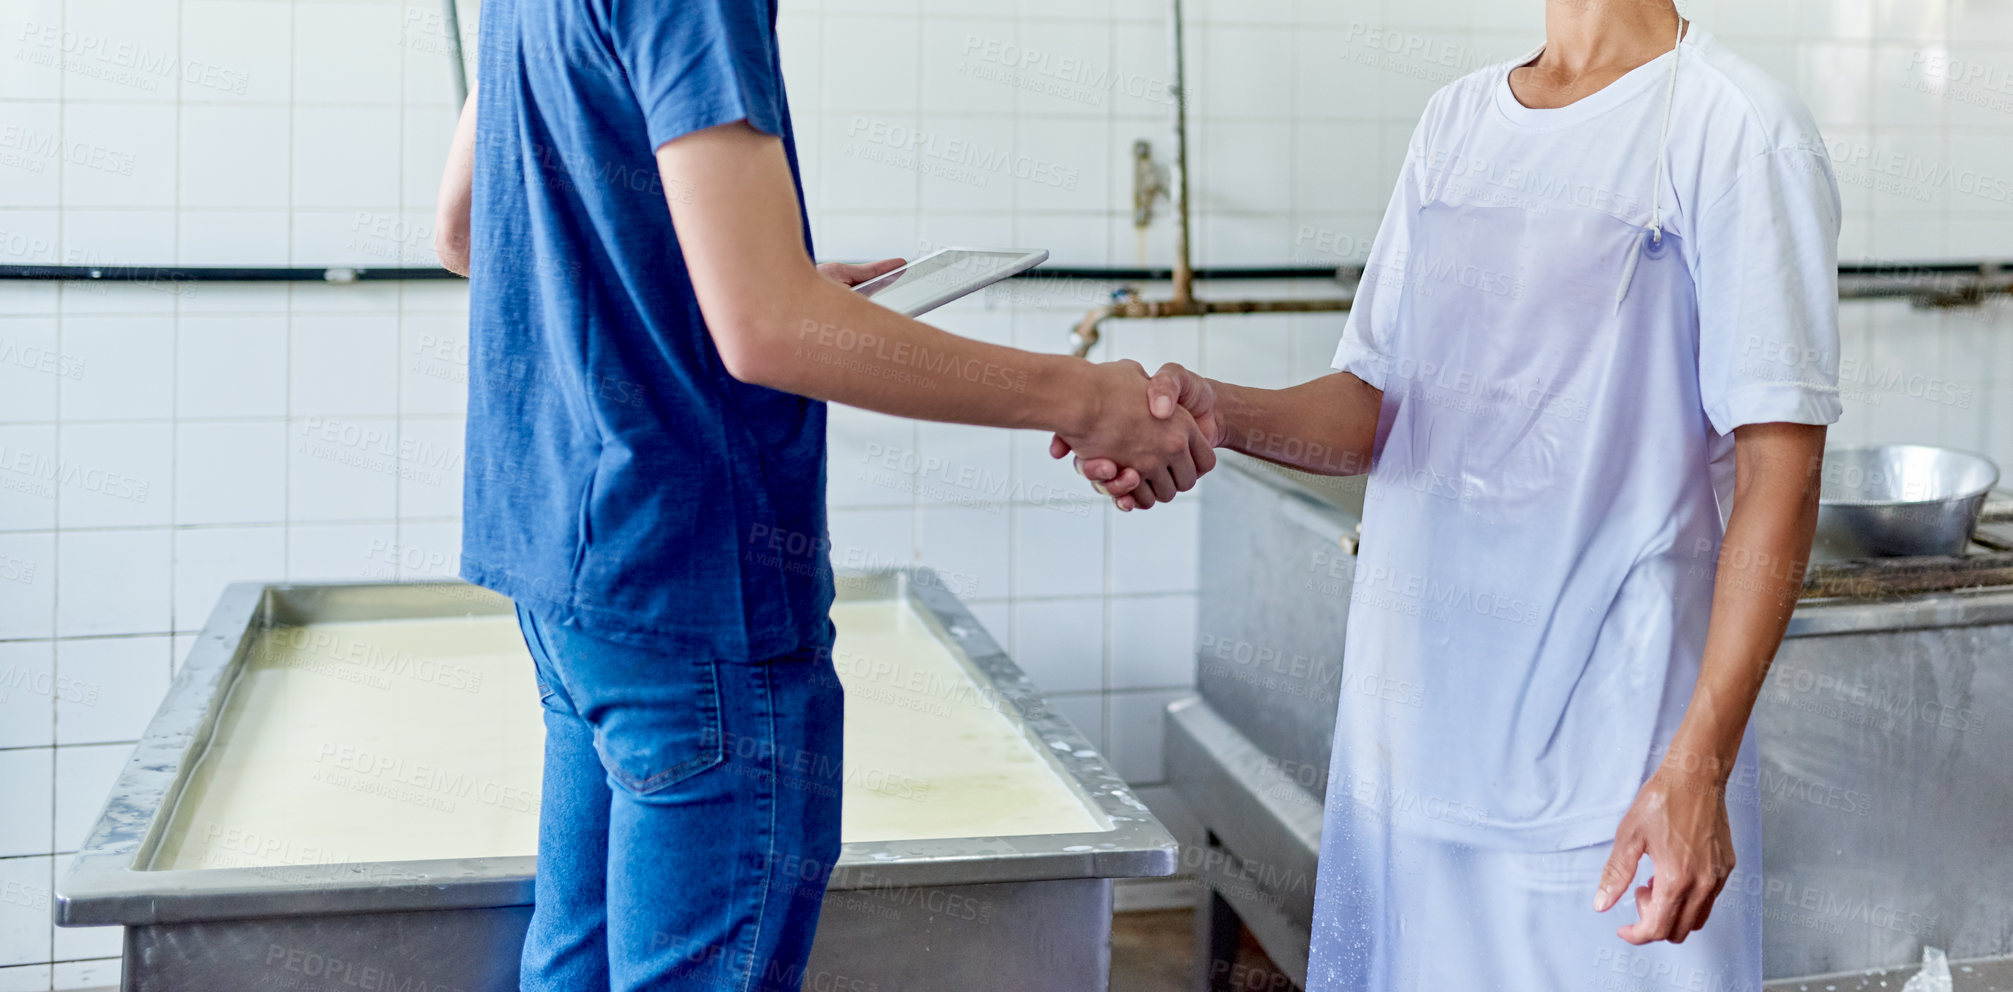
[1324,27,1842,851]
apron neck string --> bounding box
[1649,16,1685,244]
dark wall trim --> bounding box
[0,265,461,283]
[2,261,2004,284]
[0,264,1343,284]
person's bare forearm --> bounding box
[736,270,1102,436]
[433,86,478,276]
[658,121,1207,500]
[1213,373,1383,476]
[1663,423,1826,784]
[663,123,1111,439]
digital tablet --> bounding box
[852,247,1049,317]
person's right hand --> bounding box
[1051,360,1216,510]
[1051,363,1221,511]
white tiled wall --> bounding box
[2,0,2010,985]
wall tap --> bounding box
[1132,141,1167,230]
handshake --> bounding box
[1049,360,1222,511]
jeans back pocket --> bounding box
[591,657,726,796]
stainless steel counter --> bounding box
[57,572,1176,991]
[1174,452,2013,988]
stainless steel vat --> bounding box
[1816,445,2001,558]
[56,572,1176,992]
[1174,453,2013,989]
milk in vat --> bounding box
[151,598,1099,870]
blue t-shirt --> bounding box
[461,0,830,659]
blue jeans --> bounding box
[515,605,845,992]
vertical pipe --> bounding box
[1167,0,1194,307]
[442,0,469,105]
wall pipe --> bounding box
[1063,262,2013,357]
[1167,0,1193,309]
[442,0,468,106]
[1064,0,1354,357]
[1,261,2008,303]
[0,265,458,283]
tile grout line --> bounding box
[394,4,410,581]
[169,0,184,700]
[283,0,296,587]
[46,0,67,979]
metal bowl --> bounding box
[1814,445,2001,558]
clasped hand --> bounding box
[1050,362,1221,510]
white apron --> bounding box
[1307,29,1765,992]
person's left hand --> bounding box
[1595,761,1735,945]
[818,258,905,287]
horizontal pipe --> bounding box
[3,261,2013,307]
[1066,261,2013,356]
[5,260,2012,296]
[0,265,460,283]
[1070,295,1354,356]
[0,263,1348,284]
[1033,265,1341,282]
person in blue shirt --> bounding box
[431,1,1212,989]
